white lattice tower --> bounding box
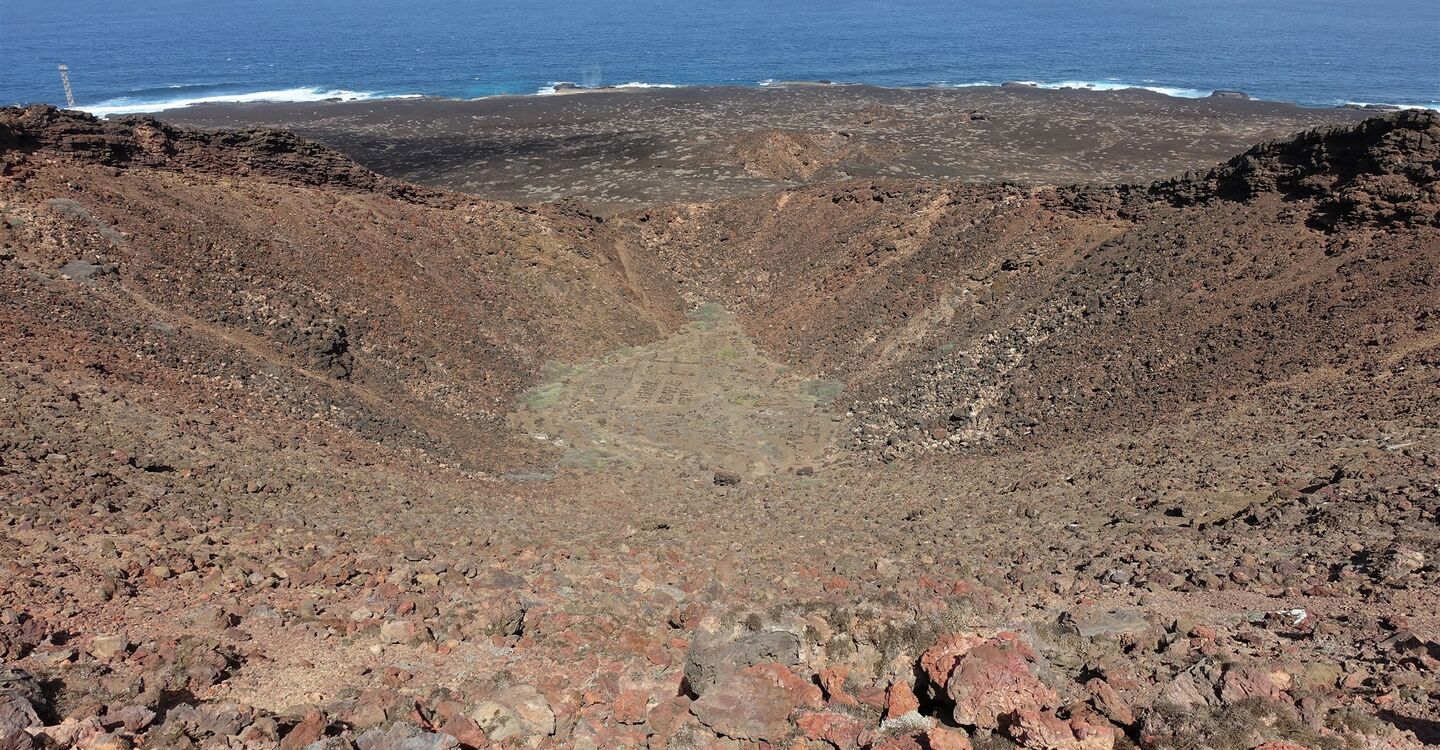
[58,64,76,108]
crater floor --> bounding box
[512,306,841,476]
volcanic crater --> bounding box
[0,100,1437,750]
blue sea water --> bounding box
[2,0,1437,115]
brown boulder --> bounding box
[87,635,129,661]
[279,708,327,750]
[436,715,488,748]
[927,727,975,750]
[1158,662,1223,710]
[0,729,35,750]
[1219,665,1283,705]
[646,695,693,740]
[379,619,428,645]
[883,681,920,720]
[1007,710,1116,750]
[683,626,802,696]
[946,634,1059,730]
[0,695,38,738]
[355,722,460,750]
[690,664,809,741]
[1084,679,1134,726]
[819,666,859,707]
[920,633,985,687]
[470,685,554,742]
[613,689,649,725]
[796,710,870,749]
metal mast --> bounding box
[58,65,76,108]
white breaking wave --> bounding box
[1338,100,1440,111]
[950,80,1439,108]
[79,87,421,117]
[536,81,681,95]
[1009,79,1212,98]
[613,81,680,89]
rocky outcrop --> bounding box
[731,128,906,181]
[0,105,449,202]
[1152,109,1440,227]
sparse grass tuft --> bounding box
[540,360,580,379]
[799,379,843,404]
[519,382,566,410]
[686,301,728,322]
[520,361,581,409]
[500,470,556,483]
[686,301,729,330]
[558,448,626,469]
[731,393,759,407]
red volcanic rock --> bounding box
[380,619,428,645]
[927,726,976,750]
[883,681,921,720]
[1084,678,1134,726]
[796,710,870,749]
[646,695,694,740]
[107,706,156,734]
[690,664,810,741]
[279,708,327,750]
[920,633,985,687]
[946,634,1059,730]
[613,689,649,725]
[819,666,859,707]
[0,695,38,738]
[1007,710,1116,750]
[436,715,488,749]
[0,729,35,750]
[1219,665,1284,705]
[748,662,825,709]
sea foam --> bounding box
[1338,100,1440,111]
[535,81,681,95]
[1009,79,1212,98]
[79,87,420,118]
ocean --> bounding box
[2,0,1438,116]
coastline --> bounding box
[73,78,1437,119]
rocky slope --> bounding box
[627,111,1438,458]
[0,106,1436,750]
[2,106,685,470]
